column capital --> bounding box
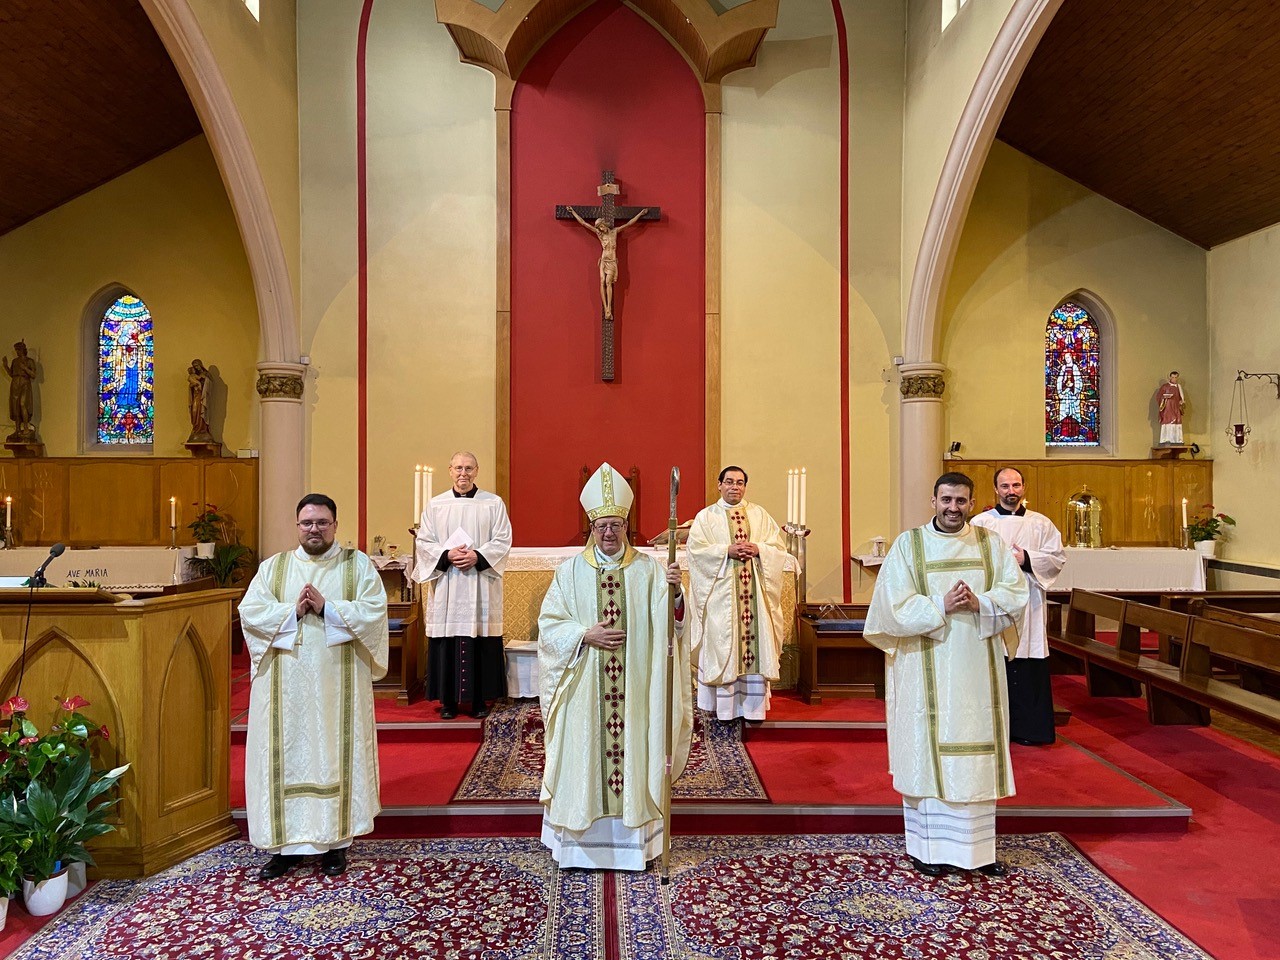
[899,362,946,401]
[255,361,306,402]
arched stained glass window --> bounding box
[1045,300,1100,446]
[97,295,155,445]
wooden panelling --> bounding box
[0,0,201,236]
[946,458,1212,547]
[0,457,258,553]
[998,1,1280,248]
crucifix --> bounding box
[556,170,661,381]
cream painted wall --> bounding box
[186,0,301,308]
[942,142,1207,460]
[0,136,261,457]
[1207,225,1280,565]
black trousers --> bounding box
[1006,656,1055,744]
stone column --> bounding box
[898,362,946,531]
[256,361,306,557]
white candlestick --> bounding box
[426,467,434,507]
[4,496,10,530]
[168,496,176,528]
[786,469,795,525]
[799,468,808,528]
[1181,497,1188,529]
[414,465,423,519]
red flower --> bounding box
[59,695,90,711]
[17,736,37,746]
[2,695,29,717]
[97,725,110,741]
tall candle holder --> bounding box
[1180,526,1190,550]
[785,524,810,604]
[2,526,12,550]
[169,523,178,550]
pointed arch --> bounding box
[1044,288,1117,454]
[82,285,156,452]
[158,620,218,812]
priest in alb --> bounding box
[413,451,512,719]
[537,463,692,870]
[239,493,389,880]
[972,466,1066,745]
[865,472,1028,877]
[687,465,790,721]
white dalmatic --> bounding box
[413,490,512,637]
[687,500,789,720]
[239,544,389,854]
[971,508,1065,659]
[536,546,692,870]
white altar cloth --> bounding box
[1053,547,1205,593]
[0,547,194,591]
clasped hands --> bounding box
[295,583,326,619]
[943,580,980,614]
[582,563,683,651]
[727,542,759,561]
[448,547,480,571]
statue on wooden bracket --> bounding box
[185,358,222,458]
[3,340,44,458]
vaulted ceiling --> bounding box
[998,0,1280,249]
[0,0,200,237]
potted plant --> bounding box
[1187,504,1236,558]
[188,503,224,558]
[192,541,254,588]
[0,829,26,931]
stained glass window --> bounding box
[1045,301,1100,446]
[97,295,154,445]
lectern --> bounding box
[0,588,240,877]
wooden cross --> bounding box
[556,170,661,382]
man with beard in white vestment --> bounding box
[413,451,513,719]
[537,463,692,870]
[972,466,1066,746]
[865,472,1028,878]
[239,493,388,881]
[687,465,789,722]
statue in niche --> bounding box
[187,359,214,443]
[1154,370,1186,445]
[2,341,38,443]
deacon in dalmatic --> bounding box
[865,472,1028,878]
[413,451,512,719]
[239,494,389,881]
[687,465,790,721]
[971,466,1066,745]
[537,463,692,870]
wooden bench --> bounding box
[1173,617,1280,732]
[1190,602,1280,698]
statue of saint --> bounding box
[2,341,38,442]
[187,358,213,443]
[1154,371,1186,445]
[566,207,649,320]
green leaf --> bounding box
[55,752,92,804]
[19,719,36,738]
[25,781,57,826]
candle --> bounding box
[414,465,423,519]
[1181,497,1188,529]
[4,496,10,530]
[787,469,795,525]
[426,466,434,506]
[168,496,176,528]
[799,468,808,528]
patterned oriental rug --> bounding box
[451,700,768,802]
[614,833,1211,960]
[8,839,604,960]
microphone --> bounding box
[31,542,66,588]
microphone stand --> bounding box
[16,548,62,697]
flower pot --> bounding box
[1,894,9,932]
[1194,540,1218,559]
[196,541,216,559]
[66,861,86,898]
[23,869,69,917]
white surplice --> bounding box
[865,521,1028,866]
[239,544,388,854]
[687,500,789,721]
[413,490,512,637]
[971,508,1065,659]
[537,545,692,870]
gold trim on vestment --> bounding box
[909,528,946,800]
[595,565,628,816]
[581,543,638,569]
[937,742,997,755]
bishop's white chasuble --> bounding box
[687,500,789,720]
[537,546,692,870]
[865,522,1028,868]
[239,545,388,854]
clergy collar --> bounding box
[929,518,969,536]
[294,542,342,562]
[994,503,1027,517]
[451,487,479,498]
[717,498,746,510]
[582,541,638,569]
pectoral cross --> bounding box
[556,171,661,382]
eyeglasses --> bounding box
[720,479,746,487]
[592,521,626,533]
[297,520,334,530]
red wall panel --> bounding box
[510,1,706,545]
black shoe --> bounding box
[258,854,302,881]
[910,856,952,878]
[440,706,457,720]
[977,861,1008,877]
[320,848,348,877]
[473,706,490,720]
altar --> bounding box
[0,546,197,591]
[1054,546,1206,592]
[500,546,802,693]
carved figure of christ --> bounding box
[566,205,648,321]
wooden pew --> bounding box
[1174,617,1280,733]
[1190,602,1280,697]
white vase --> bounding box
[1194,540,1218,559]
[66,861,86,898]
[23,869,69,917]
[1,894,9,932]
[196,541,216,559]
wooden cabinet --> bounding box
[796,602,883,703]
[377,600,424,705]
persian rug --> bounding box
[8,839,604,960]
[451,700,768,802]
[615,833,1212,960]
